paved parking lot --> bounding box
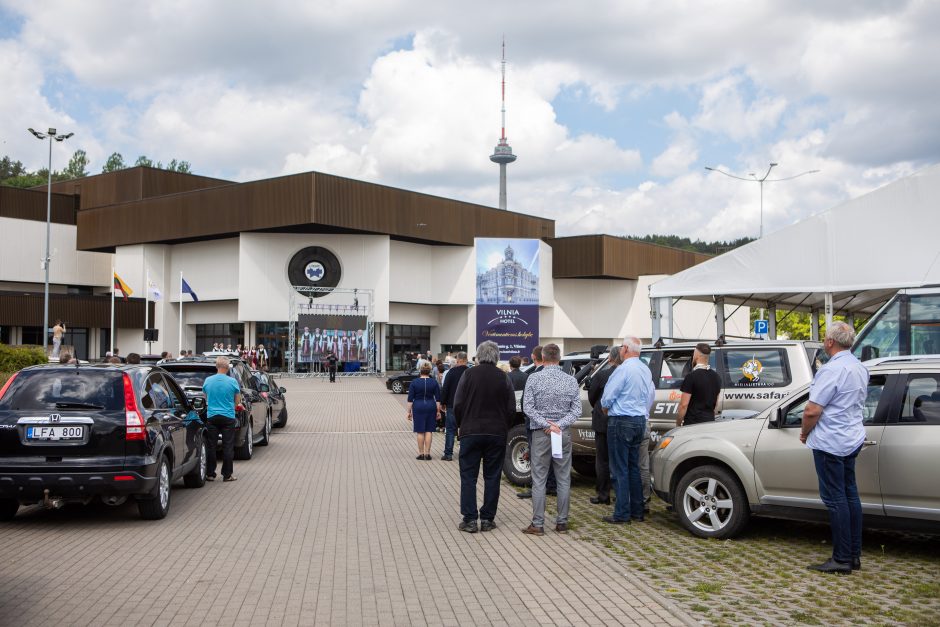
[0,377,691,627]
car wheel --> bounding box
[572,456,597,478]
[502,423,531,486]
[235,420,254,460]
[0,498,19,521]
[674,465,749,539]
[274,405,288,428]
[259,411,271,446]
[138,456,172,520]
[391,380,404,394]
[184,440,207,488]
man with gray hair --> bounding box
[202,356,243,482]
[522,343,582,535]
[801,321,868,573]
[453,341,516,533]
[600,336,655,524]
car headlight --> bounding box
[658,436,673,450]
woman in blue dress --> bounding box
[407,364,441,460]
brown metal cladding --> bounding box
[0,186,78,224]
[548,235,711,280]
[0,292,154,328]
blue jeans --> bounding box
[608,415,646,521]
[812,445,863,563]
[444,408,457,457]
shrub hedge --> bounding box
[0,343,48,386]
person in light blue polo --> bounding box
[600,336,655,524]
[801,321,868,573]
[203,356,242,482]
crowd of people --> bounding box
[210,343,269,370]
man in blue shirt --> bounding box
[801,321,868,573]
[203,356,243,482]
[600,336,655,524]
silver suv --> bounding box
[651,356,940,538]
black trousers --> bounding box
[205,415,237,479]
[328,366,336,382]
[594,430,612,500]
[459,434,506,523]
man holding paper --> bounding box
[521,343,582,536]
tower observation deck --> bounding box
[490,40,516,210]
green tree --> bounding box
[166,159,192,173]
[102,152,127,173]
[62,149,89,179]
[134,155,155,168]
[2,172,48,188]
[750,307,868,339]
[0,155,28,181]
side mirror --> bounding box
[260,383,270,393]
[191,397,206,411]
[860,345,879,361]
[768,408,781,429]
[279,386,287,394]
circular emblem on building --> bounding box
[288,247,341,297]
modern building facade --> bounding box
[0,167,748,369]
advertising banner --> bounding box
[297,314,368,364]
[475,238,540,360]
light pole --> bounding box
[705,163,819,238]
[28,127,73,355]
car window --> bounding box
[160,374,188,410]
[142,373,171,410]
[783,395,809,427]
[657,350,693,390]
[722,348,791,388]
[781,375,887,427]
[0,369,124,410]
[162,368,213,389]
[898,373,940,425]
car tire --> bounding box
[274,405,288,428]
[674,464,749,539]
[0,498,19,521]
[138,455,172,520]
[391,380,404,394]
[183,440,207,488]
[502,423,532,486]
[259,411,272,447]
[572,456,597,478]
[234,420,254,460]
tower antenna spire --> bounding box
[490,36,516,210]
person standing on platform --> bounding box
[440,352,469,461]
[51,320,66,359]
[203,356,242,482]
[407,364,441,460]
[326,350,338,383]
[587,347,624,505]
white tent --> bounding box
[649,164,940,338]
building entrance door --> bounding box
[257,321,289,372]
[386,325,431,371]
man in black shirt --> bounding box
[587,348,623,504]
[440,352,469,461]
[677,343,722,426]
[326,350,338,383]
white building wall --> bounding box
[430,305,472,354]
[0,217,111,287]
[168,238,240,302]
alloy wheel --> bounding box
[681,477,734,534]
[158,460,170,511]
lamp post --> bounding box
[705,163,819,238]
[28,127,73,355]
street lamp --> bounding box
[705,163,819,238]
[28,127,73,355]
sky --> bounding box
[1,1,937,241]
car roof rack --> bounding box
[864,354,940,366]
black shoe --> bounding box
[602,516,630,525]
[205,475,216,482]
[416,454,424,460]
[480,520,497,532]
[423,454,432,460]
[441,455,453,461]
[851,557,861,571]
[631,516,645,522]
[808,558,851,574]
[590,496,611,505]
[458,520,478,534]
[517,490,532,499]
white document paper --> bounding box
[551,430,563,459]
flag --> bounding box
[114,272,133,301]
[148,279,163,301]
[181,277,199,302]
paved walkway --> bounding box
[0,378,693,626]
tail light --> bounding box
[0,372,18,402]
[122,373,146,441]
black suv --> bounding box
[0,364,208,521]
[160,357,272,460]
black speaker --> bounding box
[144,328,159,342]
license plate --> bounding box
[26,425,85,441]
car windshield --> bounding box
[162,368,214,389]
[0,369,124,411]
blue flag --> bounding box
[181,278,199,302]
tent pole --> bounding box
[714,296,726,339]
[810,307,820,341]
[824,292,834,328]
[768,303,777,340]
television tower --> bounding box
[490,39,516,210]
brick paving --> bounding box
[0,377,693,627]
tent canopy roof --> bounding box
[650,164,940,316]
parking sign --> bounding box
[754,319,769,335]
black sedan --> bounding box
[253,371,288,428]
[386,370,420,394]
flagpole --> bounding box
[145,268,150,354]
[178,271,183,357]
[110,265,115,356]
